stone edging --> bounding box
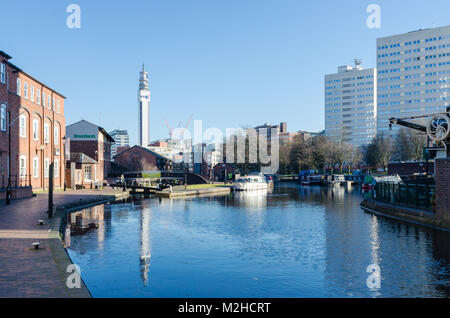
[48,192,130,298]
[360,198,450,232]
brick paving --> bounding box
[0,188,128,298]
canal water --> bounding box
[66,183,450,298]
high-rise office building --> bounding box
[324,60,377,147]
[109,129,129,158]
[138,65,150,147]
[376,25,450,133]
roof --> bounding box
[70,153,98,164]
[67,119,115,143]
[116,145,172,161]
[0,51,66,99]
[0,51,12,60]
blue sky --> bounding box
[1,0,450,145]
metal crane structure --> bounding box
[163,114,194,139]
[389,106,450,158]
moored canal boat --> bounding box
[234,174,269,191]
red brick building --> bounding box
[0,51,66,200]
[115,145,173,173]
[66,120,114,184]
[213,163,240,182]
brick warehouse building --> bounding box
[0,51,66,200]
[114,145,173,173]
[66,120,114,185]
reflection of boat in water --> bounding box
[301,175,324,186]
[233,188,269,209]
[325,174,346,187]
[234,174,269,191]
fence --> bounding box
[373,181,435,212]
[1,175,32,188]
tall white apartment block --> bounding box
[109,129,130,158]
[325,61,377,147]
[376,25,450,133]
[138,65,151,147]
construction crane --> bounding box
[163,114,194,139]
[164,118,173,138]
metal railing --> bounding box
[373,181,435,212]
[0,175,32,189]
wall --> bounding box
[435,158,450,221]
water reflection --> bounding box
[66,183,450,298]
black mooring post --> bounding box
[48,163,54,218]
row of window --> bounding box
[379,51,450,65]
[19,156,59,179]
[18,114,60,145]
[377,35,450,50]
[16,78,61,114]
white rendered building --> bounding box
[324,60,377,147]
[138,65,151,147]
[376,26,450,134]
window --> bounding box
[0,63,5,84]
[30,86,35,102]
[47,95,50,109]
[17,78,21,96]
[33,157,39,178]
[19,155,26,178]
[0,104,6,131]
[57,100,60,113]
[24,82,28,99]
[54,126,59,145]
[54,159,59,178]
[44,123,50,144]
[42,91,46,107]
[84,166,92,180]
[32,119,39,141]
[36,89,41,105]
[44,158,49,178]
[19,114,26,138]
[52,97,55,111]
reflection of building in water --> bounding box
[65,205,107,249]
[69,205,105,237]
[140,207,151,286]
[323,190,375,297]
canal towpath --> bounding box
[0,188,128,297]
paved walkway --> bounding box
[0,188,128,297]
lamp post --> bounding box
[62,136,67,191]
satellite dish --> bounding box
[427,115,450,141]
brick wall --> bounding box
[115,146,159,172]
[435,158,450,221]
[388,162,435,177]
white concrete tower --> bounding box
[138,65,151,147]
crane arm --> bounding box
[389,118,427,132]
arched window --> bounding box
[33,157,39,178]
[33,119,39,141]
[19,155,26,178]
[19,114,26,138]
[54,159,59,178]
[44,123,50,144]
[54,126,59,145]
[0,104,6,131]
